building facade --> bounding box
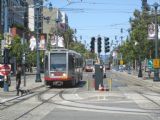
[26,0,43,34]
[0,1,2,33]
[0,0,28,35]
[42,8,68,34]
[60,11,68,31]
[0,0,68,39]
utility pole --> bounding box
[34,0,52,82]
[56,19,59,48]
[22,33,26,86]
[35,2,41,82]
[3,0,9,92]
[3,0,8,33]
[153,2,160,81]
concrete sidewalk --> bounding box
[117,70,160,90]
[0,73,44,102]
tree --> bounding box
[118,7,156,67]
[10,35,23,63]
[63,28,74,49]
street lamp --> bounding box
[138,56,143,77]
[134,41,143,77]
[35,1,53,82]
[3,0,9,92]
[35,2,41,82]
[153,2,160,81]
[55,19,60,48]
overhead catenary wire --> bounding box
[64,1,139,7]
[60,7,133,14]
[74,21,130,31]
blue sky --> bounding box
[48,0,159,53]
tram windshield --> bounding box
[86,59,94,66]
[50,53,66,71]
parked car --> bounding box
[0,75,11,88]
[0,75,4,88]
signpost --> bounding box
[153,59,160,68]
[148,23,155,40]
[0,64,11,91]
[0,64,11,76]
[120,60,123,65]
[147,59,153,69]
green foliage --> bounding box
[26,51,36,66]
[69,41,95,59]
[61,28,93,59]
[7,26,94,67]
[63,28,74,49]
[0,34,3,41]
[118,8,156,65]
[10,35,23,63]
[9,34,41,66]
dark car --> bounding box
[0,75,4,88]
[0,75,11,88]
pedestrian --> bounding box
[148,70,151,78]
[16,64,22,96]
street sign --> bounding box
[148,23,155,40]
[147,59,153,69]
[0,64,11,76]
[120,60,123,65]
[153,59,160,68]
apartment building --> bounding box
[1,0,28,34]
[42,8,68,34]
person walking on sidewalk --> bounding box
[16,64,22,96]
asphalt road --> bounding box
[1,71,160,120]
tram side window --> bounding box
[69,55,74,69]
[79,58,83,67]
[77,58,80,67]
[45,55,48,70]
[75,58,78,67]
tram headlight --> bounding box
[51,73,54,77]
[63,73,67,77]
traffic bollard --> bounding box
[108,78,112,91]
[3,75,9,92]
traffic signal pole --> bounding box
[104,37,110,53]
[97,37,102,63]
[90,37,95,52]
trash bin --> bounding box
[95,64,103,90]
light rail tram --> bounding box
[44,49,83,87]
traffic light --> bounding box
[104,37,110,53]
[90,37,95,52]
[97,37,102,53]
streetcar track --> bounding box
[2,71,160,119]
[31,86,158,115]
[113,71,160,110]
[135,90,160,108]
[114,71,160,93]
[0,85,45,93]
[42,90,160,115]
[14,89,65,120]
[0,85,47,110]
